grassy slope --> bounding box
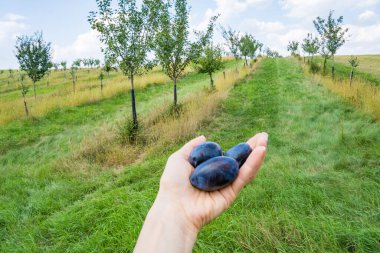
[1,58,379,252]
[313,56,380,85]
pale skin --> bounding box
[134,132,268,253]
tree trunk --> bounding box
[245,57,248,67]
[100,79,103,96]
[131,74,138,128]
[223,71,226,80]
[350,69,354,88]
[173,77,178,106]
[323,57,327,75]
[23,95,29,116]
[209,72,214,87]
[73,80,76,93]
[33,80,36,99]
[331,55,335,80]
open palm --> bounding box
[158,133,268,231]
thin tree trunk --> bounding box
[33,81,36,99]
[131,74,138,128]
[223,71,226,80]
[173,77,177,106]
[350,69,354,88]
[245,57,248,67]
[23,95,29,116]
[73,80,75,93]
[323,57,327,75]
[100,79,103,96]
[209,72,214,87]
[331,55,335,80]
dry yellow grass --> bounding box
[0,71,169,125]
[305,68,380,120]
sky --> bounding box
[1,0,379,69]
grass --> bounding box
[1,58,379,252]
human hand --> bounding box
[158,132,268,231]
[134,133,268,253]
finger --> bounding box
[231,146,267,194]
[247,132,268,150]
[177,135,206,159]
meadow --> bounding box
[0,57,379,252]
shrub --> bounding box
[309,61,321,74]
[117,118,139,144]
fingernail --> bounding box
[263,132,269,142]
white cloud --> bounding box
[52,30,103,65]
[357,0,380,7]
[280,0,378,19]
[358,10,376,21]
[242,18,286,33]
[0,13,27,41]
[340,23,380,54]
[195,0,269,30]
[0,13,29,68]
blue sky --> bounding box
[1,0,379,69]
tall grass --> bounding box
[300,59,380,120]
[309,74,380,119]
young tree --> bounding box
[313,10,349,78]
[19,73,29,116]
[248,39,262,63]
[53,63,59,71]
[60,61,67,71]
[154,0,217,106]
[15,31,52,99]
[94,59,101,68]
[72,59,82,69]
[287,41,299,56]
[319,36,331,74]
[8,69,14,79]
[348,56,359,87]
[301,33,320,63]
[99,70,105,95]
[196,45,223,88]
[221,26,241,61]
[89,0,157,128]
[239,34,253,66]
[70,65,78,93]
[103,57,117,77]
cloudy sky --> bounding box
[1,0,379,69]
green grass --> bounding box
[1,58,379,252]
[313,56,380,85]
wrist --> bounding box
[134,194,199,253]
[151,193,199,240]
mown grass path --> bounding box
[1,58,379,252]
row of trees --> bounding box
[221,27,263,65]
[287,10,349,78]
[13,0,264,124]
[88,0,263,129]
